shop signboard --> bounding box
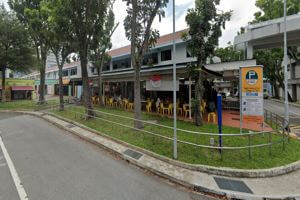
[240,66,264,124]
[35,79,59,86]
[146,75,179,91]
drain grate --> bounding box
[123,149,143,160]
[214,177,253,194]
[66,124,75,129]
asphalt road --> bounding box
[264,99,300,125]
[0,113,214,200]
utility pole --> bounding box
[172,0,177,159]
[283,0,289,128]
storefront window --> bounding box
[161,49,172,61]
[70,68,77,76]
[113,58,131,70]
[102,63,110,71]
[62,70,68,77]
[143,52,158,66]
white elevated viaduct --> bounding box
[234,14,300,101]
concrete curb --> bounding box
[4,110,300,200]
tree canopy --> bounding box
[184,0,231,126]
[0,5,36,102]
[56,0,113,116]
[9,0,51,104]
[123,0,169,128]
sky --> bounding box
[111,0,259,49]
[1,0,260,49]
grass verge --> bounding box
[51,105,299,169]
[0,99,59,111]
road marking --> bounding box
[0,135,29,200]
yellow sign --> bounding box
[63,79,70,85]
[241,67,263,93]
[0,78,35,87]
[240,66,264,124]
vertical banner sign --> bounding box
[240,66,264,125]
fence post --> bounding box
[275,114,278,130]
[283,128,286,151]
[270,113,273,127]
[269,131,272,156]
[248,134,251,159]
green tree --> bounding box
[213,43,243,63]
[251,0,299,99]
[41,0,74,111]
[123,0,168,128]
[255,49,283,98]
[253,0,299,23]
[183,0,231,126]
[0,5,36,102]
[57,0,112,117]
[9,0,50,104]
[89,4,118,106]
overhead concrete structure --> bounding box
[234,14,300,59]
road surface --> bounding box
[264,99,300,125]
[0,113,213,200]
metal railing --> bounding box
[48,104,290,161]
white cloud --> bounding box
[111,0,260,49]
[1,0,260,49]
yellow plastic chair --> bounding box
[92,97,96,105]
[113,100,118,107]
[123,99,129,109]
[128,102,134,111]
[183,105,191,118]
[146,102,152,112]
[208,112,216,123]
[168,103,173,115]
[160,103,169,115]
[109,98,114,107]
[176,102,183,116]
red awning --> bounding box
[11,86,34,91]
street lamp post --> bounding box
[283,0,289,128]
[172,0,177,159]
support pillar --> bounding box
[246,42,253,59]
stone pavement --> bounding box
[38,113,300,199]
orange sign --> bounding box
[240,66,264,124]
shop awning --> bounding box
[11,86,34,91]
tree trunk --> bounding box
[273,83,280,99]
[98,55,105,106]
[80,49,94,118]
[1,66,6,103]
[38,48,47,104]
[98,69,103,106]
[194,70,203,126]
[58,64,64,111]
[133,60,143,129]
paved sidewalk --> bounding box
[41,113,300,200]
